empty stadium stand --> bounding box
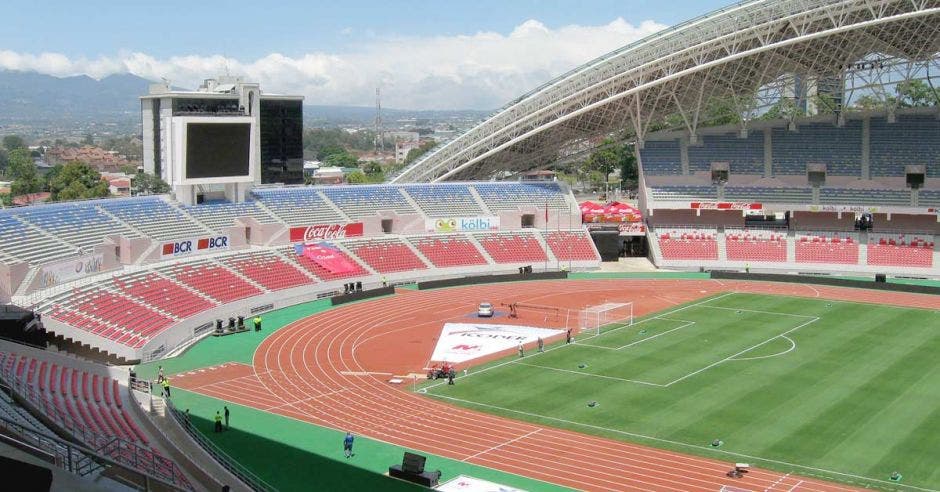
[473,183,569,212]
[657,228,719,260]
[474,232,548,263]
[13,202,142,251]
[251,188,345,226]
[183,201,280,231]
[689,132,765,175]
[219,251,315,291]
[544,231,600,261]
[795,232,859,264]
[408,235,489,268]
[404,184,486,217]
[648,185,719,201]
[161,261,262,303]
[868,233,934,268]
[725,229,787,262]
[99,197,210,241]
[343,238,428,273]
[321,186,418,218]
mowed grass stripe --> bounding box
[427,293,940,490]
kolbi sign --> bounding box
[161,235,230,258]
[289,223,364,243]
[427,217,500,233]
[39,254,105,289]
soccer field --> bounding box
[422,292,940,491]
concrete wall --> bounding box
[0,261,28,302]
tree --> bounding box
[2,135,26,151]
[896,80,937,108]
[852,94,883,110]
[345,170,367,184]
[0,148,8,177]
[619,144,638,190]
[584,139,620,184]
[8,149,43,198]
[324,151,358,168]
[47,161,111,202]
[132,172,171,195]
[403,140,437,165]
[81,134,95,146]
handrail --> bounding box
[164,398,276,492]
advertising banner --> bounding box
[289,223,364,243]
[39,254,105,289]
[437,475,527,492]
[430,322,564,363]
[690,202,762,210]
[301,244,358,274]
[426,217,500,233]
[160,235,230,259]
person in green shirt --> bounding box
[253,316,262,332]
[214,411,223,433]
[162,377,171,398]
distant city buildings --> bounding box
[45,145,133,172]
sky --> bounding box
[0,0,730,109]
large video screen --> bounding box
[185,123,251,179]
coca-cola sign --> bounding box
[289,223,364,242]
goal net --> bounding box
[576,302,634,336]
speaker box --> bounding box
[875,273,886,283]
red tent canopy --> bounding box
[580,201,642,223]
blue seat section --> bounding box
[689,132,764,175]
[639,140,681,175]
[818,188,911,207]
[472,182,569,211]
[251,188,344,226]
[724,186,812,203]
[0,211,75,265]
[14,202,140,250]
[182,201,279,231]
[99,196,208,241]
[870,115,940,177]
[919,189,940,208]
[772,121,862,176]
[648,185,718,201]
[404,184,484,217]
[321,185,418,219]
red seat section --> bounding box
[113,379,123,408]
[475,233,548,263]
[544,231,599,261]
[38,361,47,391]
[348,239,428,273]
[410,236,488,267]
[169,263,262,303]
[114,272,217,318]
[224,253,315,291]
[725,230,787,262]
[658,229,718,260]
[868,234,933,267]
[796,233,859,264]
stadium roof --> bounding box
[391,0,940,183]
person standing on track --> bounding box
[162,377,171,398]
[343,432,355,458]
[253,315,262,332]
[224,406,230,429]
[214,411,223,433]
[566,328,572,344]
[518,341,524,358]
[537,337,544,352]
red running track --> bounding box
[172,279,937,491]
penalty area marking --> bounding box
[729,336,796,361]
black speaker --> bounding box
[875,273,886,283]
[228,317,236,329]
[215,319,223,332]
[356,281,362,292]
[237,315,244,328]
[402,452,426,474]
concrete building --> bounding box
[140,76,303,205]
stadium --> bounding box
[0,0,939,491]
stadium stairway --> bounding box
[467,186,496,215]
[858,231,869,265]
[786,230,796,262]
[212,257,269,294]
[317,190,353,222]
[465,234,497,264]
[716,230,728,261]
[533,231,559,267]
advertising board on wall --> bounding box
[690,202,763,210]
[426,217,500,233]
[160,235,230,259]
[39,254,105,289]
[289,223,364,243]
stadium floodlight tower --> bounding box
[391,0,940,205]
[141,76,304,205]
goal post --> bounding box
[576,302,634,336]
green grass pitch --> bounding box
[422,292,940,490]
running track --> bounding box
[173,279,938,491]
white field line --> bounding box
[786,480,805,491]
[578,318,697,351]
[699,305,817,318]
[731,336,797,361]
[461,428,542,462]
[765,472,792,491]
[576,292,737,342]
[263,388,348,411]
[426,393,937,492]
[515,362,665,387]
[662,317,819,387]
[422,292,738,391]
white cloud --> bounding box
[0,18,666,110]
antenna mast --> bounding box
[375,87,384,151]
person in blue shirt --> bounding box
[343,432,355,458]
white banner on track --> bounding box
[430,323,563,364]
[436,475,527,492]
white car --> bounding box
[477,302,494,317]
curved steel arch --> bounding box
[391,0,940,183]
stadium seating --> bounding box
[99,197,210,241]
[657,229,718,260]
[688,132,764,175]
[920,189,940,208]
[648,185,718,201]
[321,186,418,218]
[723,186,812,203]
[219,251,315,291]
[113,272,217,318]
[0,213,77,266]
[819,188,911,207]
[282,246,369,281]
[867,233,933,268]
[725,229,787,262]
[638,139,682,175]
[795,232,859,264]
[543,231,599,261]
[404,184,485,217]
[472,183,569,212]
[344,238,428,273]
[474,232,548,263]
[162,261,262,303]
[870,115,940,177]
[182,201,280,231]
[13,202,142,251]
[251,188,345,226]
[771,121,862,176]
[408,235,489,267]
